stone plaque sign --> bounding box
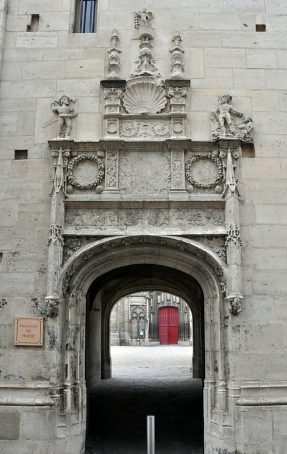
[14,317,43,346]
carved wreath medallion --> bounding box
[185,153,223,189]
[67,154,105,190]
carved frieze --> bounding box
[66,153,105,191]
[65,207,225,232]
[120,119,171,138]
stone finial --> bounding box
[211,95,254,142]
[132,35,160,77]
[170,32,184,79]
[134,9,153,29]
[51,95,77,139]
[107,30,121,79]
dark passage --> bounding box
[86,347,203,454]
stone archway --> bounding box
[56,235,228,452]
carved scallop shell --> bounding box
[123,80,167,114]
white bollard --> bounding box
[147,415,155,454]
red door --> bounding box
[158,307,179,345]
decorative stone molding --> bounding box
[48,224,64,246]
[120,119,170,138]
[192,236,227,263]
[225,225,242,246]
[60,236,227,297]
[225,295,243,316]
[123,77,167,114]
[32,297,60,319]
[168,86,187,113]
[51,95,77,139]
[67,153,105,191]
[132,35,159,77]
[102,14,189,140]
[185,153,224,190]
[107,30,121,79]
[104,88,123,114]
[170,32,184,79]
[211,95,253,143]
[0,298,7,309]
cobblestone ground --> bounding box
[86,346,204,454]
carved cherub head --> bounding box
[219,94,232,105]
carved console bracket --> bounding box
[225,295,243,316]
[32,297,60,319]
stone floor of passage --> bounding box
[86,346,203,454]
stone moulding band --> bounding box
[58,235,228,297]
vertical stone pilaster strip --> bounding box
[223,141,243,315]
[169,141,186,192]
[104,142,121,192]
[47,149,66,300]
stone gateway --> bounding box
[0,1,286,453]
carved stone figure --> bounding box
[134,9,153,29]
[170,32,184,79]
[225,295,242,316]
[107,30,121,79]
[51,95,77,138]
[211,95,253,142]
[32,297,59,319]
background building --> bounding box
[0,1,287,453]
[110,291,193,345]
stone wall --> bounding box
[0,0,287,453]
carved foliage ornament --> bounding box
[185,153,224,189]
[120,119,170,138]
[48,224,64,245]
[225,225,242,246]
[67,154,105,190]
